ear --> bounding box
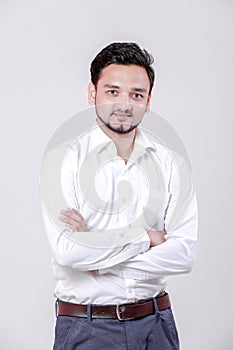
[146,94,151,112]
[88,82,96,105]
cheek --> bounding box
[96,103,113,118]
[95,91,109,105]
[95,92,115,110]
[132,103,148,117]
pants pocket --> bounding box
[159,308,180,349]
[53,315,92,350]
[53,316,78,350]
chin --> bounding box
[111,122,131,130]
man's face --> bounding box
[88,64,151,134]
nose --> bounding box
[115,92,131,111]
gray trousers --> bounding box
[53,299,179,350]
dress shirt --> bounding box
[41,123,198,305]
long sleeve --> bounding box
[99,154,198,280]
[40,144,150,271]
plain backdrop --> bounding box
[0,1,232,349]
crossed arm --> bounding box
[59,208,166,248]
[58,188,197,281]
[41,146,198,280]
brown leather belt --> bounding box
[57,292,171,321]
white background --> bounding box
[0,0,232,349]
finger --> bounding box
[59,215,67,222]
[61,216,81,228]
[69,212,84,223]
[61,209,84,222]
[61,209,74,216]
[59,215,76,226]
[70,208,84,219]
[60,210,83,224]
[65,223,76,232]
[66,223,87,232]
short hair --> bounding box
[90,42,155,94]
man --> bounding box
[41,42,198,349]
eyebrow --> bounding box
[131,88,147,93]
[103,84,147,93]
[103,84,120,89]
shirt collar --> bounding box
[88,123,156,156]
[88,123,112,149]
[134,128,156,151]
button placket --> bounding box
[118,164,130,227]
[125,278,136,301]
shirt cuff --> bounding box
[99,230,150,276]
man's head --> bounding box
[88,42,155,135]
[90,42,155,94]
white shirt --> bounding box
[41,124,198,305]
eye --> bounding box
[132,93,144,100]
[107,90,118,96]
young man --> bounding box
[42,42,198,349]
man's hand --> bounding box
[60,208,87,232]
[147,229,166,247]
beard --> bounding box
[96,109,141,134]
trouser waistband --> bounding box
[57,292,171,321]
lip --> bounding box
[113,112,131,121]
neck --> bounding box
[96,119,136,164]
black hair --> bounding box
[90,42,155,94]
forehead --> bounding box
[97,64,150,90]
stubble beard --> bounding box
[96,111,141,135]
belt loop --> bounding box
[87,304,92,321]
[153,297,160,316]
[55,299,59,318]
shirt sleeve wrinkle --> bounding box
[41,207,150,270]
[99,154,198,280]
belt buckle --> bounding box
[116,304,134,321]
